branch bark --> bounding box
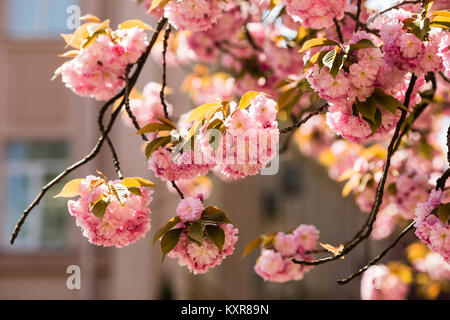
[10,17,168,245]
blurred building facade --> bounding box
[0,0,387,299]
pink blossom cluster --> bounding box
[360,264,409,300]
[213,94,280,181]
[414,189,449,262]
[167,223,238,274]
[161,198,238,274]
[306,32,398,143]
[60,28,148,101]
[165,0,225,32]
[379,10,446,75]
[67,175,153,248]
[413,251,450,281]
[285,0,348,29]
[148,147,215,181]
[254,224,319,283]
[122,82,173,131]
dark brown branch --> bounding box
[334,18,344,43]
[439,71,450,83]
[344,12,380,36]
[354,0,362,32]
[160,24,172,120]
[244,24,263,52]
[294,74,418,266]
[337,221,415,285]
[279,104,328,134]
[10,17,168,245]
[436,125,450,191]
[171,181,185,199]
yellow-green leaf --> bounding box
[186,103,222,123]
[145,136,172,158]
[80,14,101,23]
[153,216,181,245]
[160,228,184,262]
[118,19,152,31]
[92,198,110,219]
[134,122,173,135]
[205,225,225,251]
[54,178,84,198]
[120,177,156,188]
[242,236,263,258]
[188,222,205,245]
[239,91,261,109]
[299,38,339,53]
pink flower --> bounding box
[274,232,298,257]
[176,197,205,222]
[59,28,148,101]
[285,0,348,29]
[164,0,225,32]
[68,176,153,248]
[414,190,449,262]
[167,223,239,274]
[360,264,409,300]
[293,224,320,251]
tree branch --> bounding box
[279,103,328,134]
[334,18,344,43]
[354,0,362,32]
[10,17,168,245]
[160,24,172,120]
[337,221,415,285]
[293,74,418,266]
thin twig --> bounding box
[294,74,418,266]
[160,25,172,120]
[334,18,344,43]
[354,0,362,32]
[10,17,168,245]
[244,23,263,52]
[279,104,328,134]
[337,221,415,285]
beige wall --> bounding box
[0,0,383,299]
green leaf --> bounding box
[409,18,430,41]
[299,38,339,52]
[387,183,397,195]
[92,198,110,220]
[128,186,142,196]
[356,98,377,123]
[242,236,263,258]
[373,88,407,115]
[205,225,225,251]
[329,51,344,79]
[188,222,205,245]
[201,206,232,224]
[436,203,450,224]
[160,228,184,262]
[145,136,171,158]
[349,39,377,52]
[134,122,173,135]
[153,216,181,245]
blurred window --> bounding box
[3,141,69,252]
[5,0,79,39]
